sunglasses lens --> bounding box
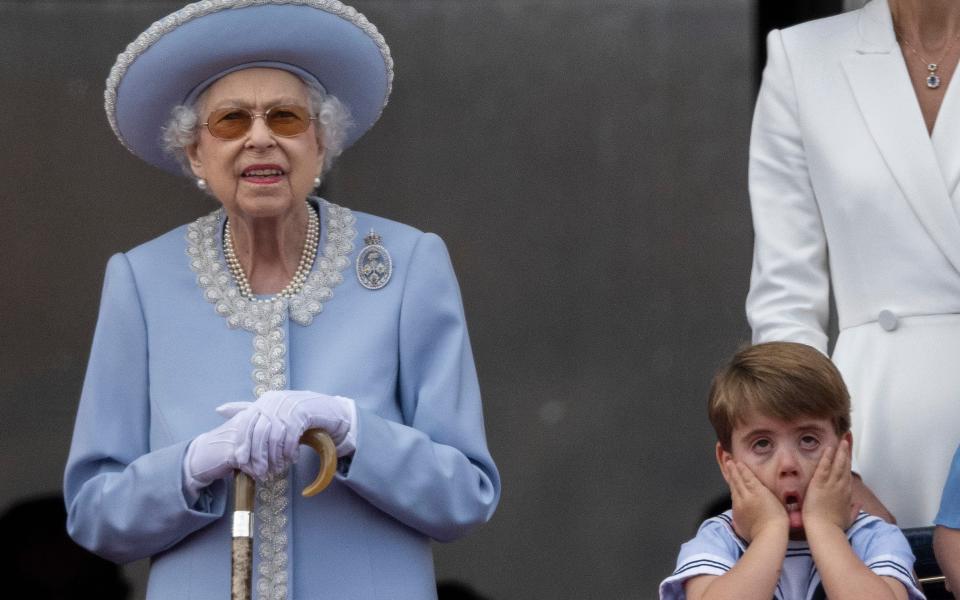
[204,106,312,139]
[266,106,310,136]
[207,108,253,140]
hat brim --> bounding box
[106,1,392,176]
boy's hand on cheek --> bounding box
[802,439,856,532]
[722,458,788,542]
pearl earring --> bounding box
[196,178,207,191]
[313,176,322,188]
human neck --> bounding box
[891,0,960,49]
[226,202,311,295]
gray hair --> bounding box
[161,78,352,178]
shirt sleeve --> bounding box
[335,232,501,542]
[659,517,742,600]
[854,517,925,600]
[936,444,960,528]
[745,28,831,354]
[63,253,226,564]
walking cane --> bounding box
[231,429,337,600]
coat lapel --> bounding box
[932,59,960,199]
[842,0,960,275]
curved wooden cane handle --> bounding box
[299,428,337,497]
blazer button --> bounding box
[878,310,898,332]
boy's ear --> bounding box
[715,441,733,470]
[842,430,853,451]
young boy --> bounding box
[660,342,923,600]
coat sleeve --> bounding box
[936,444,960,528]
[746,29,831,354]
[63,253,226,564]
[336,232,501,542]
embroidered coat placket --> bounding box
[186,199,356,600]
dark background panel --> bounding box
[755,0,844,84]
[0,0,842,597]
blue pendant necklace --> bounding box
[897,28,960,90]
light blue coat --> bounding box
[64,200,500,599]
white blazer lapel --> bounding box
[842,0,960,274]
[932,63,960,199]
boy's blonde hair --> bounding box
[708,342,851,450]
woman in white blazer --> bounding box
[747,0,960,528]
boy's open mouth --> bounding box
[784,493,801,512]
[782,491,805,533]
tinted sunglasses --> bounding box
[202,105,316,140]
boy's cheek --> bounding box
[735,454,767,473]
[802,452,825,476]
[740,461,776,490]
[809,447,826,464]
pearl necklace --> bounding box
[224,202,320,302]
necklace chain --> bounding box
[896,28,960,89]
[224,201,320,303]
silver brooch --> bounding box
[356,229,392,290]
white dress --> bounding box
[747,0,960,527]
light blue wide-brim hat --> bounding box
[105,0,393,176]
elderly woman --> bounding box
[747,0,960,528]
[63,2,500,599]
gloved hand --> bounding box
[182,407,283,499]
[217,390,357,466]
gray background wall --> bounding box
[1,0,756,597]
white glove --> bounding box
[182,407,281,500]
[217,390,357,466]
